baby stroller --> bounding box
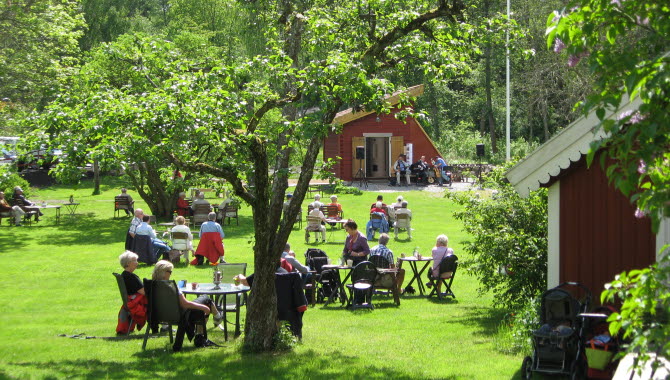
[521,282,592,380]
[304,248,340,304]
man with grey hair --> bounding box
[125,208,144,250]
[309,194,324,210]
[369,233,405,294]
[191,192,210,211]
[193,212,225,265]
[394,201,412,219]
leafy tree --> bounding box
[450,163,548,309]
[0,0,85,133]
[31,0,500,351]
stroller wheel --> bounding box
[521,356,533,380]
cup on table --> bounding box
[233,275,240,286]
[346,259,353,267]
[191,282,198,290]
[327,258,332,265]
[178,280,186,288]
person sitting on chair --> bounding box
[12,186,42,222]
[310,194,324,209]
[305,206,327,243]
[281,243,312,284]
[370,201,387,216]
[117,188,135,216]
[116,251,147,334]
[176,192,190,217]
[393,154,411,186]
[151,260,222,350]
[190,193,210,211]
[0,191,25,226]
[192,212,225,265]
[326,195,342,219]
[411,156,429,185]
[125,208,144,251]
[282,193,293,213]
[171,216,193,252]
[428,234,455,294]
[136,215,172,261]
[370,195,387,210]
[343,219,370,266]
[216,192,233,222]
[369,233,405,294]
[395,201,412,220]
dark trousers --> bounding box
[173,295,211,351]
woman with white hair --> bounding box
[428,234,456,293]
[326,195,343,220]
[151,260,222,350]
[116,251,147,334]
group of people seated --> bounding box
[175,190,235,224]
[0,186,44,226]
[116,251,223,349]
[393,154,452,186]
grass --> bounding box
[0,177,526,379]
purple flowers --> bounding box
[617,110,645,124]
[554,38,567,54]
[567,50,589,67]
[634,208,645,219]
[637,159,646,174]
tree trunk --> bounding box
[92,159,100,195]
[542,101,550,142]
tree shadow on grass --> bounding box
[8,348,458,379]
[448,305,509,338]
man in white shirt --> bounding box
[306,205,327,242]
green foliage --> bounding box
[272,322,300,352]
[601,251,670,374]
[547,0,670,231]
[0,165,30,197]
[450,163,548,309]
[495,296,541,355]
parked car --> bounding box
[15,147,63,171]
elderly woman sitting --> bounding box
[171,215,193,252]
[151,260,222,350]
[176,192,190,216]
[116,251,148,334]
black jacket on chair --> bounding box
[247,272,308,338]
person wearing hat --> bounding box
[282,193,293,213]
[12,186,42,222]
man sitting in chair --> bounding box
[309,194,324,209]
[136,215,172,261]
[305,206,327,243]
[369,233,405,294]
[190,193,210,211]
[117,188,135,216]
[394,201,412,219]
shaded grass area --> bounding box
[0,177,526,379]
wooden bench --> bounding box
[114,196,133,217]
[221,205,239,226]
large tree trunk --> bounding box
[125,162,177,218]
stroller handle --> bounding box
[555,281,592,299]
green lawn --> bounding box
[0,178,525,379]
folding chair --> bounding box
[214,263,247,340]
[394,213,412,239]
[113,272,134,336]
[368,256,400,306]
[170,231,190,264]
[305,215,325,243]
[142,279,182,350]
[346,261,377,310]
[427,254,458,299]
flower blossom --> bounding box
[554,38,567,54]
[637,159,646,174]
[634,208,645,219]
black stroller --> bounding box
[521,282,592,380]
[304,248,342,304]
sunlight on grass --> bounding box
[0,177,524,379]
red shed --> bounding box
[324,84,441,181]
[506,97,669,301]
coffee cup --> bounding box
[178,280,186,288]
[191,282,198,290]
[346,259,353,267]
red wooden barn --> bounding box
[323,84,442,182]
[506,97,669,301]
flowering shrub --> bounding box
[449,163,548,309]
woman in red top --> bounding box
[176,192,190,216]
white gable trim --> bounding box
[547,182,560,288]
[506,97,642,198]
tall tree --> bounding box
[33,0,495,351]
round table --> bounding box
[181,283,250,340]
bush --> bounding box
[449,162,548,309]
[0,164,30,197]
[494,296,541,355]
